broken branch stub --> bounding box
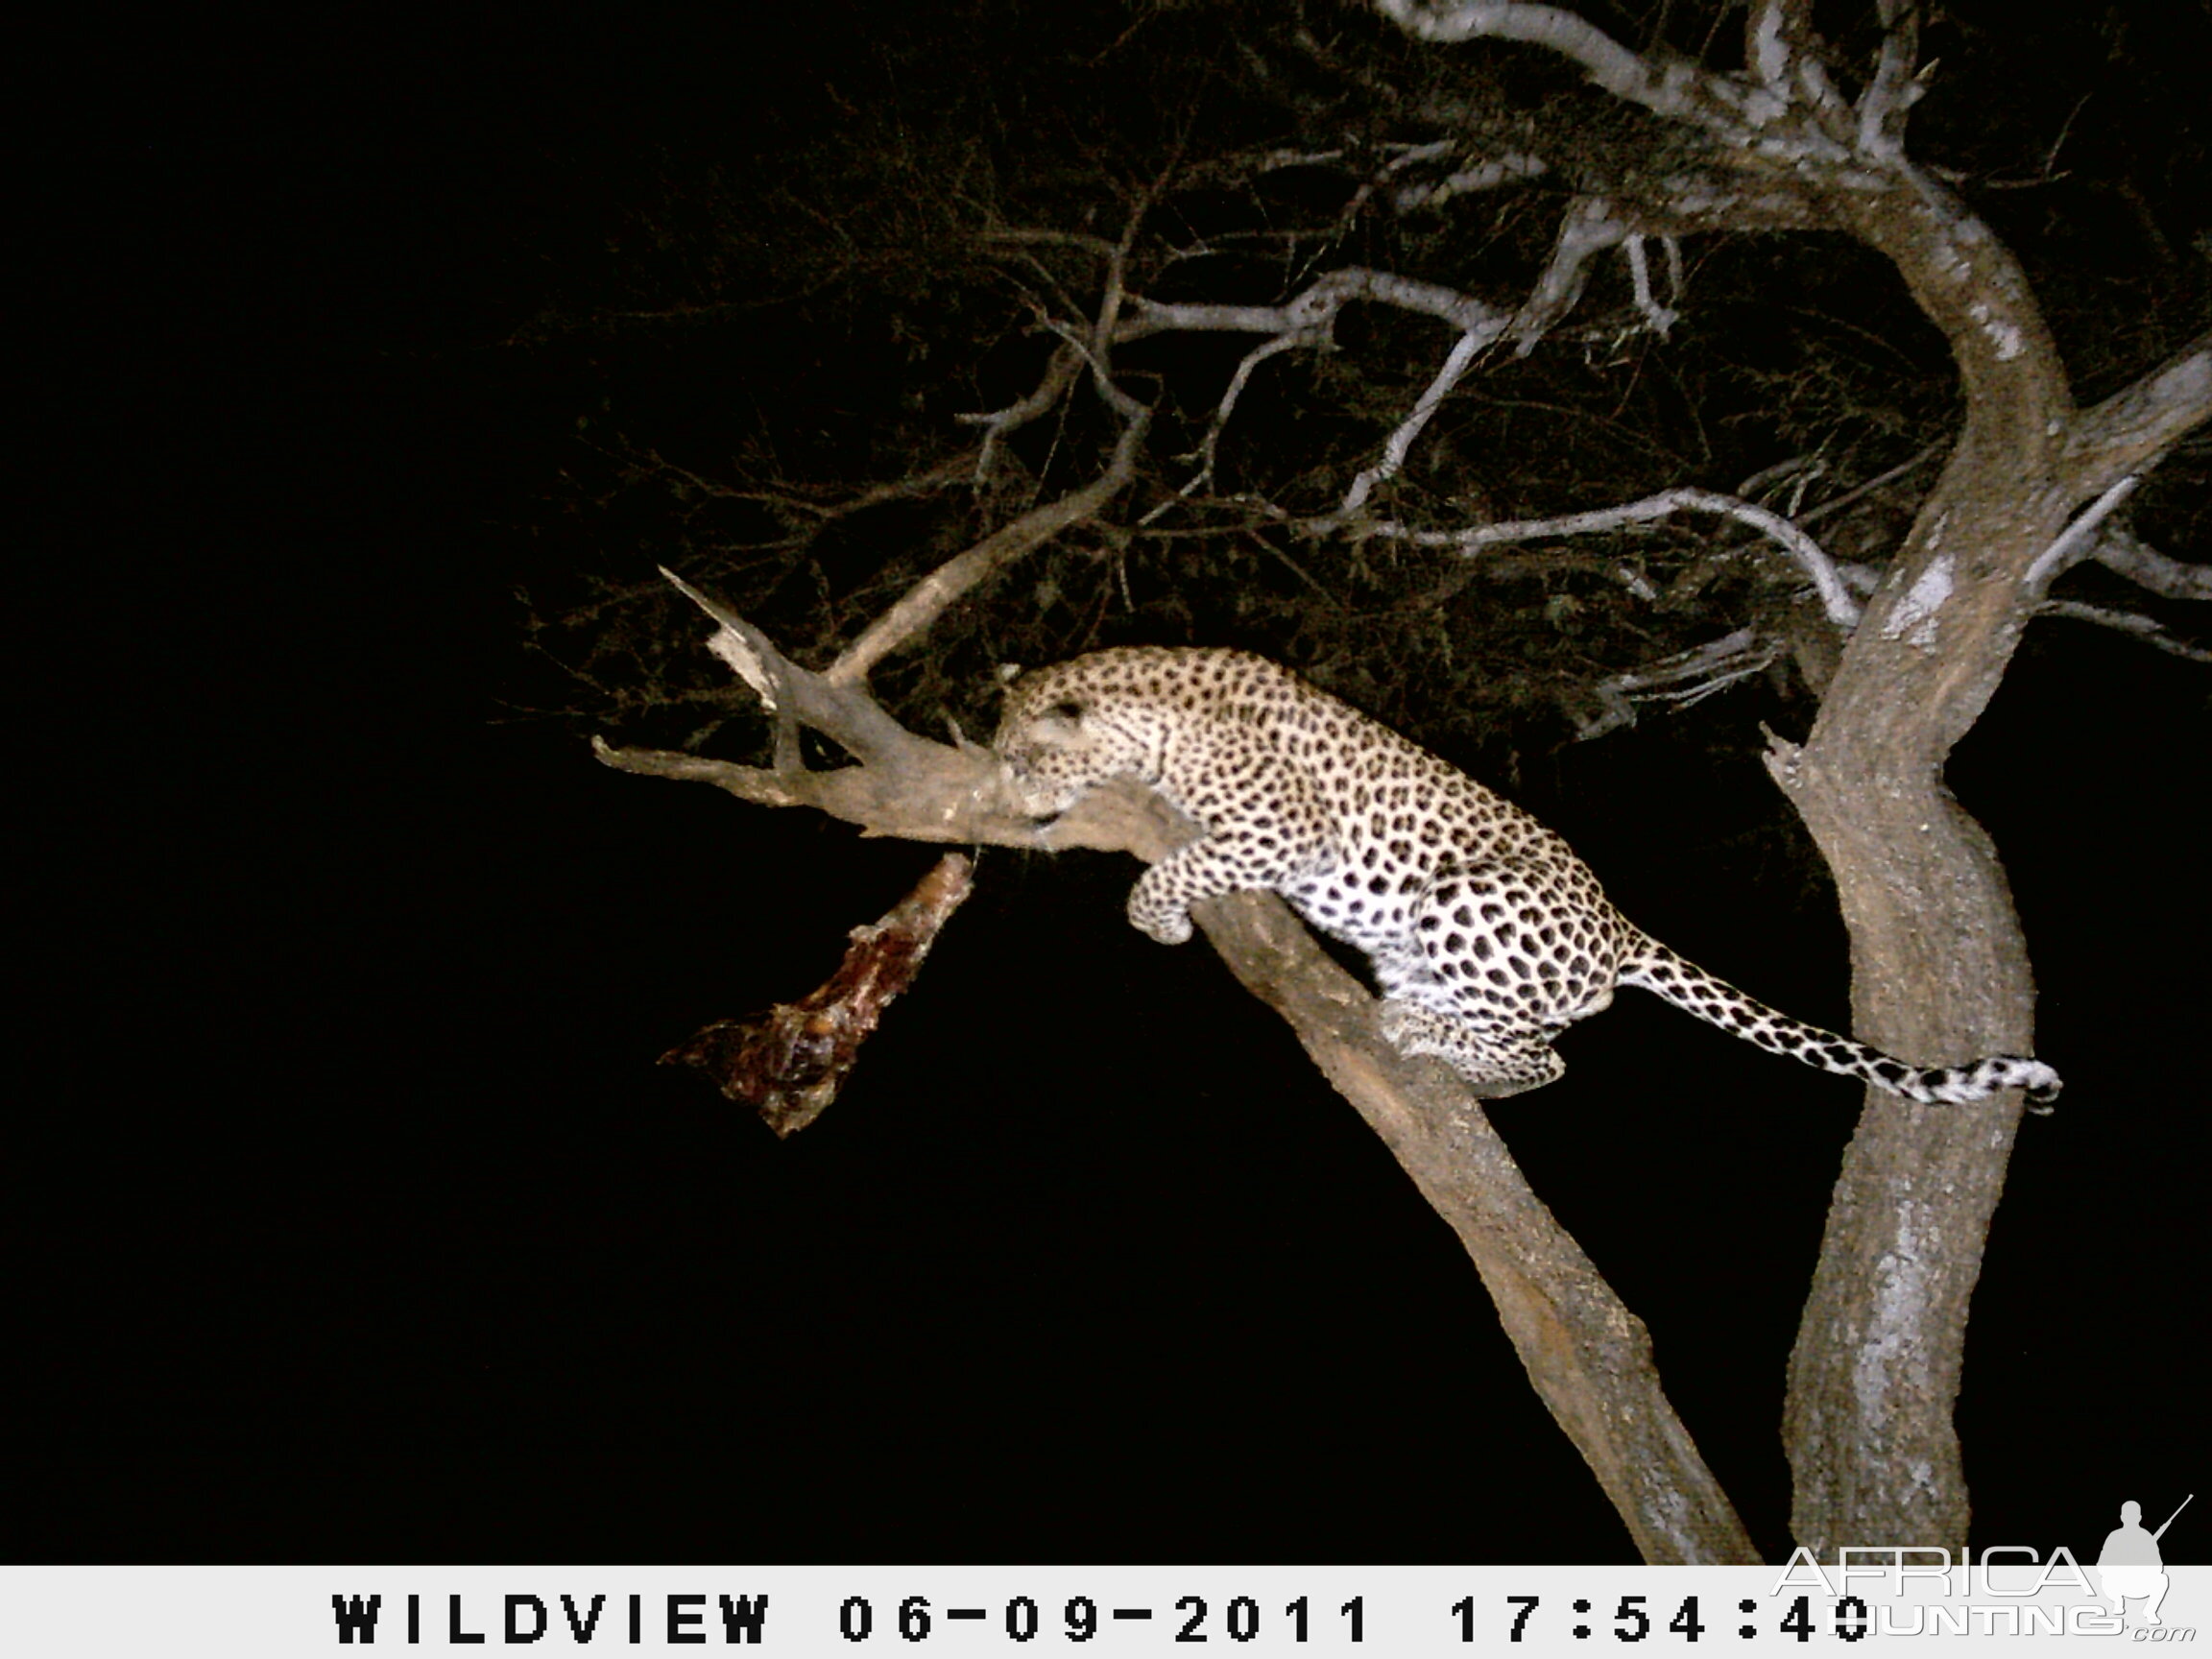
[661,854,976,1137]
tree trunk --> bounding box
[1768,693,2045,1555]
[1767,178,2072,1547]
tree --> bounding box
[534,0,2210,1561]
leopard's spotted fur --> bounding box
[994,646,2060,1106]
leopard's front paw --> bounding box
[1130,902,1194,946]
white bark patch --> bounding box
[1854,1196,1930,1432]
[1968,301,2024,362]
[1882,552,1955,647]
[1751,9,1789,86]
[1646,1480,1697,1563]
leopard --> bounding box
[993,645,2060,1107]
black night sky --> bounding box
[25,4,2206,1567]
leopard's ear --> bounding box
[995,661,1024,686]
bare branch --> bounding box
[660,564,804,771]
[1853,3,1923,159]
[956,342,1082,481]
[660,566,783,706]
[1338,326,1504,515]
[982,227,1118,260]
[1358,487,1863,627]
[2092,525,2212,601]
[1745,1,1799,94]
[1342,137,1454,220]
[1120,265,1506,342]
[1376,2,1684,117]
[1036,315,1149,428]
[1514,197,1632,351]
[1378,0,1867,161]
[1146,331,1314,516]
[1792,442,1946,528]
[1093,180,1159,367]
[1121,266,1510,515]
[1622,234,1680,336]
[1130,225,1695,521]
[2022,474,2143,595]
[1607,627,1773,694]
[595,594,1176,855]
[1391,150,1550,211]
[600,581,944,821]
[1576,629,1782,738]
[1746,1,1851,128]
[828,396,1151,688]
[2037,599,2212,663]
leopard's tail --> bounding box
[1618,935,2061,1109]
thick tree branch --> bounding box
[592,683,1192,860]
[2064,329,2212,491]
[1381,0,1872,163]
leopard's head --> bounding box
[992,658,1166,818]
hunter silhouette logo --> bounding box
[2098,1494,2192,1627]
